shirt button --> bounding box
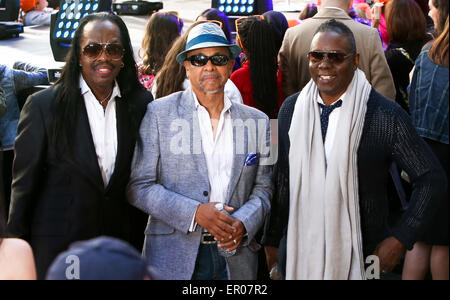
[203,191,209,197]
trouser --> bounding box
[191,243,228,280]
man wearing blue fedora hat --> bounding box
[127,22,273,280]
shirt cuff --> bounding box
[189,214,197,232]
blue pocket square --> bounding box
[244,153,259,166]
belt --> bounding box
[200,233,217,245]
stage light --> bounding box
[50,0,112,62]
[112,1,163,16]
[211,0,272,16]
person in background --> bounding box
[138,11,183,91]
[263,10,289,112]
[349,4,371,26]
[262,10,289,55]
[20,0,55,26]
[0,61,48,217]
[152,21,243,104]
[299,3,318,21]
[231,16,281,119]
[427,0,448,37]
[354,1,372,24]
[7,12,152,279]
[196,8,241,71]
[384,0,432,112]
[0,188,36,280]
[403,13,449,280]
[370,0,390,50]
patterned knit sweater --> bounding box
[262,89,447,257]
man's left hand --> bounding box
[373,237,406,275]
[217,219,246,253]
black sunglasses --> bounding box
[185,54,230,67]
[308,51,355,64]
[82,43,125,60]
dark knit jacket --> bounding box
[262,89,447,258]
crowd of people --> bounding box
[0,0,448,280]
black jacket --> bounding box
[7,84,152,279]
[262,89,447,259]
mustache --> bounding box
[93,62,115,69]
[200,73,221,82]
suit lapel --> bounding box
[179,89,210,184]
[105,96,130,192]
[225,106,247,205]
[71,96,105,191]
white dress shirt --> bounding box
[189,90,234,231]
[317,92,346,163]
[80,76,120,187]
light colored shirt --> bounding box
[317,92,346,163]
[189,89,234,231]
[80,76,120,187]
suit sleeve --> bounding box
[232,116,273,245]
[367,28,396,101]
[7,96,47,240]
[126,103,201,234]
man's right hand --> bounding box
[194,202,236,242]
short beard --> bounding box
[199,74,225,95]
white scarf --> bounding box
[286,69,371,280]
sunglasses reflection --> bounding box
[308,51,355,64]
[82,43,125,60]
[186,54,231,67]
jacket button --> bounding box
[203,191,209,197]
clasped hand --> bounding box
[195,202,246,252]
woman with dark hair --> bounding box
[262,10,289,54]
[384,0,432,112]
[0,188,36,279]
[138,11,183,91]
[299,3,318,21]
[153,20,243,103]
[7,12,152,279]
[403,14,449,280]
[231,16,280,119]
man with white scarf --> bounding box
[262,19,447,280]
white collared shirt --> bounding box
[80,76,120,187]
[189,90,234,232]
[317,92,346,163]
[193,90,234,205]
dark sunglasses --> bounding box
[82,43,125,60]
[186,54,230,67]
[308,51,355,64]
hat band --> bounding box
[185,34,231,52]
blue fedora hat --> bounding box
[176,22,241,65]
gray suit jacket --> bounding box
[280,7,396,100]
[127,88,273,280]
